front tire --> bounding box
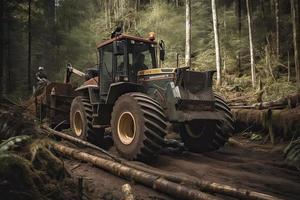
[179,94,234,153]
[111,92,167,161]
[70,96,105,145]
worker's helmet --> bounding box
[38,66,44,71]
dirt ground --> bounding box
[64,137,300,200]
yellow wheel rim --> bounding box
[73,111,83,137]
[117,112,136,145]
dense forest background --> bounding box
[1,0,300,100]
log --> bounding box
[230,93,300,110]
[228,94,255,103]
[40,125,120,162]
[42,126,281,200]
[122,184,135,200]
[232,107,300,139]
[51,142,220,200]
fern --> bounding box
[0,135,31,152]
[29,139,52,162]
[284,138,300,170]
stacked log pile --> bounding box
[229,93,300,110]
[231,93,300,141]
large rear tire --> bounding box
[111,92,167,161]
[70,96,105,145]
[179,94,234,153]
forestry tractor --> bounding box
[37,32,234,160]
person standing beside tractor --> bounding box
[33,66,49,96]
[35,66,48,81]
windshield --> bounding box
[128,41,157,71]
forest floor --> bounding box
[64,136,300,200]
[1,98,300,200]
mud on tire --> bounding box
[111,92,167,161]
[70,96,104,145]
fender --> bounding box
[105,82,145,104]
[91,82,145,126]
[75,85,99,104]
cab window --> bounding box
[128,41,157,72]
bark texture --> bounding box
[42,126,281,200]
[27,0,32,92]
[212,0,221,86]
[246,0,256,88]
[232,107,300,139]
[52,142,219,200]
[185,0,191,68]
[291,0,300,83]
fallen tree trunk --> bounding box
[42,126,281,200]
[232,107,300,139]
[40,125,119,161]
[230,93,300,110]
[51,142,220,200]
[122,184,135,200]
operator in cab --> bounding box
[133,53,148,72]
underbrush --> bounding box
[0,108,82,200]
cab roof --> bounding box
[96,34,157,49]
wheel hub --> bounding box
[73,111,83,137]
[117,112,136,145]
[184,121,209,138]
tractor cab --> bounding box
[97,34,161,96]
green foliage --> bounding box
[0,144,79,200]
[30,139,66,180]
[250,133,263,141]
[3,0,299,97]
[284,138,300,170]
[136,1,185,67]
[263,79,298,101]
[0,109,37,140]
[0,153,44,200]
[0,135,31,152]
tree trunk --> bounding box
[6,25,11,92]
[54,0,58,23]
[185,0,191,68]
[27,0,32,92]
[52,143,220,200]
[275,0,280,58]
[1,0,7,96]
[105,0,111,28]
[260,0,265,18]
[44,0,56,71]
[288,51,291,82]
[0,0,4,96]
[212,0,221,86]
[223,2,227,73]
[236,0,242,73]
[265,45,276,81]
[291,0,300,83]
[246,0,256,88]
[135,0,140,11]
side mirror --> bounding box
[113,40,125,55]
[159,40,165,61]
